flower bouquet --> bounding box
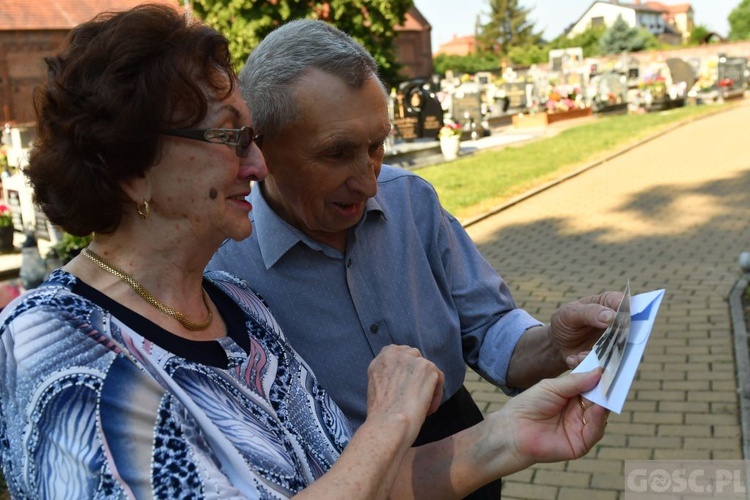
[0,203,14,252]
[543,87,583,114]
[438,121,462,160]
[438,122,462,139]
[0,204,12,228]
[639,76,667,98]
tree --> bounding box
[687,24,712,45]
[600,15,658,54]
[548,25,607,57]
[477,0,542,56]
[729,0,750,41]
[507,44,547,66]
[432,52,502,75]
[190,0,413,87]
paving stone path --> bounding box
[464,102,750,499]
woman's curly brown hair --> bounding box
[27,3,236,236]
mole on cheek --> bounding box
[209,188,217,199]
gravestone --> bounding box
[33,205,51,241]
[6,189,24,232]
[392,80,443,141]
[592,71,628,113]
[666,58,696,91]
[499,82,530,112]
[718,56,747,96]
[451,92,483,126]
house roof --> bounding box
[644,2,692,14]
[632,5,664,14]
[440,35,476,47]
[396,6,431,32]
[1,0,179,30]
[435,35,478,56]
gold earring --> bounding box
[137,200,150,220]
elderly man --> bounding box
[208,19,618,499]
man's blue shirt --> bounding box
[208,164,542,429]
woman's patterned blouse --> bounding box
[0,269,352,498]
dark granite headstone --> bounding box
[392,81,443,141]
[419,91,443,140]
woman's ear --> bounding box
[119,172,152,206]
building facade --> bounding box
[567,1,693,45]
[1,0,180,125]
[1,2,435,125]
[393,6,433,80]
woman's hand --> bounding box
[386,369,609,499]
[299,346,444,500]
[500,369,608,469]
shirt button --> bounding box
[369,323,379,334]
[347,259,352,268]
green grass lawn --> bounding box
[419,103,731,222]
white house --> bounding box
[567,1,692,44]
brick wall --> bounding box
[394,29,433,80]
[627,40,750,64]
[0,30,67,124]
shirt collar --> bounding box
[252,183,386,269]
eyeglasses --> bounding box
[161,127,260,158]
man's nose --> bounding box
[240,142,268,182]
[346,154,378,197]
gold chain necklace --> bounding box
[82,248,213,331]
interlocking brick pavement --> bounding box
[463,102,750,499]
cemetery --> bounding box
[2,41,749,244]
[388,45,748,163]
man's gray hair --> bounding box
[239,19,382,137]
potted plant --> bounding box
[438,121,462,160]
[46,232,92,265]
[0,203,14,253]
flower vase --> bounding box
[439,135,461,160]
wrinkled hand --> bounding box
[499,369,608,468]
[549,292,623,368]
[366,345,445,441]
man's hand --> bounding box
[366,345,445,443]
[549,292,623,368]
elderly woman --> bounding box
[0,4,607,499]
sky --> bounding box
[413,0,738,52]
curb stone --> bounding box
[729,273,750,459]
